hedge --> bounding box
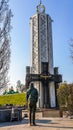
[0,92,26,106]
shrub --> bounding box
[57,83,69,107]
[0,92,26,106]
[57,83,73,115]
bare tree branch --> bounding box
[0,0,12,92]
[69,38,73,61]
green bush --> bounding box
[57,83,73,115]
[0,92,26,106]
[57,83,69,107]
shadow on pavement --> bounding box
[0,118,73,129]
[0,118,52,127]
[36,119,51,124]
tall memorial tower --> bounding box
[26,1,62,108]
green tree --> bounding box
[3,86,19,95]
[67,83,73,115]
[57,83,69,108]
[7,86,15,94]
[57,83,73,116]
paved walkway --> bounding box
[0,117,73,130]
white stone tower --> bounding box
[29,1,56,108]
[30,2,53,74]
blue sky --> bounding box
[8,0,73,87]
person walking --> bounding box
[26,82,38,126]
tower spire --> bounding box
[36,0,45,13]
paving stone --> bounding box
[0,117,73,130]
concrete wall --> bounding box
[42,109,61,117]
[0,109,22,122]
